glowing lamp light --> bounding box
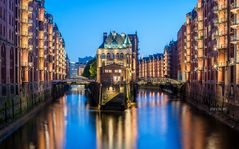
[214,64,219,70]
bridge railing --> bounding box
[138,78,183,85]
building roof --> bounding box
[99,31,132,49]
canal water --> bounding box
[1,85,239,149]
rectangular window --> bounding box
[0,7,2,19]
[9,14,11,25]
[0,24,2,35]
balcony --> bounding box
[218,18,227,24]
[21,62,29,67]
[28,32,33,37]
[21,19,28,23]
[213,19,219,25]
[231,3,239,13]
[21,31,28,37]
[218,31,227,36]
[28,6,33,13]
[28,19,33,24]
[217,44,227,50]
[229,58,236,65]
[218,4,227,11]
[21,5,28,11]
[218,62,226,67]
[231,19,239,28]
[230,35,239,44]
[213,6,218,13]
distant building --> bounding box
[69,62,78,78]
[139,54,164,80]
[0,0,67,97]
[96,31,138,83]
[69,62,86,78]
[66,54,70,79]
[176,0,239,117]
[177,24,186,81]
[138,41,178,81]
[163,41,178,79]
[128,33,139,80]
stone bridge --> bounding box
[52,77,93,85]
[138,78,185,96]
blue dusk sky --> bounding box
[45,0,197,62]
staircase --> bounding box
[101,93,126,111]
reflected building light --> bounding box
[53,112,56,128]
[149,91,153,97]
[29,142,36,149]
[117,117,123,149]
[62,96,66,105]
[182,105,188,118]
[150,97,155,107]
[44,122,50,149]
[125,111,131,149]
[181,106,193,149]
[160,109,167,135]
[96,114,102,149]
[131,108,138,148]
[138,101,141,108]
[206,134,219,149]
[108,118,113,149]
[64,104,67,117]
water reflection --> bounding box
[1,86,239,149]
[95,109,138,149]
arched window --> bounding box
[112,53,115,59]
[10,47,14,83]
[126,54,130,64]
[101,53,105,59]
[120,53,124,59]
[1,44,6,84]
[116,53,119,59]
[107,53,111,59]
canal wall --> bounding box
[185,81,239,132]
[0,83,67,140]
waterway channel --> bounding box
[1,85,239,149]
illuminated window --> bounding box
[105,69,112,73]
[115,69,122,73]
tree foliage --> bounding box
[83,58,97,79]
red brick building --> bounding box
[0,0,67,98]
[0,0,19,96]
[177,0,239,113]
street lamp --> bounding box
[213,64,219,71]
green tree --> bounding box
[89,60,97,78]
[83,58,97,79]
